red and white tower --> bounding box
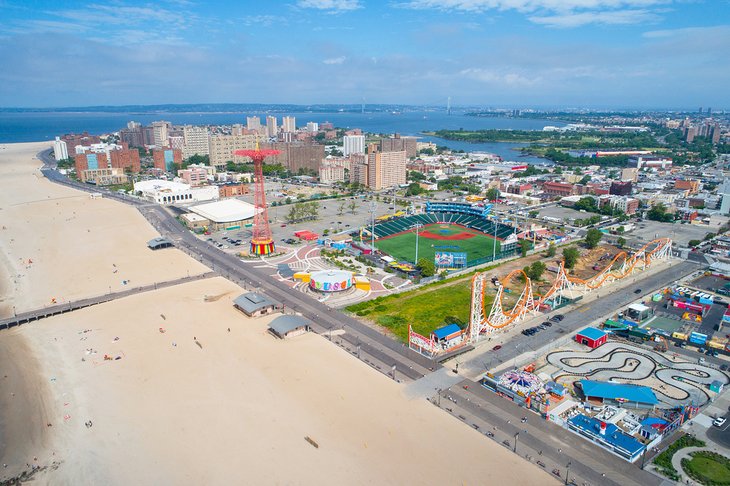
[234,145,280,255]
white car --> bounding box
[713,417,726,427]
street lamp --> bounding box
[492,214,498,261]
[564,461,571,486]
[513,431,519,453]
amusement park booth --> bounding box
[626,303,653,322]
[575,327,608,349]
[431,324,464,349]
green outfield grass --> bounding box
[375,223,501,264]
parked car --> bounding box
[634,289,642,294]
[492,345,502,351]
[714,417,727,427]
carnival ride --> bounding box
[467,238,673,342]
[234,144,280,256]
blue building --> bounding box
[580,380,658,409]
[568,414,646,462]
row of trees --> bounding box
[285,202,319,223]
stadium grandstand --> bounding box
[371,202,513,241]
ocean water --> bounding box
[0,110,563,164]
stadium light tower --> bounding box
[412,222,423,264]
[492,215,498,261]
[369,200,377,250]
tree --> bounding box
[486,188,500,201]
[417,258,435,277]
[405,182,425,196]
[584,228,603,249]
[688,239,701,247]
[349,199,358,214]
[578,175,591,185]
[528,210,539,219]
[563,246,580,269]
[338,200,346,215]
[545,243,556,257]
[647,203,674,223]
[616,237,626,248]
[409,170,426,182]
[526,261,546,280]
[519,239,531,257]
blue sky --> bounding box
[0,0,728,109]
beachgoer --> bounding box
[227,328,230,332]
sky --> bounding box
[0,0,728,109]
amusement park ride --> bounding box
[234,144,280,256]
[408,238,673,356]
[467,238,673,341]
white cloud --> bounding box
[323,56,347,64]
[643,25,730,38]
[459,67,541,86]
[297,0,362,11]
[397,0,675,26]
[530,8,659,27]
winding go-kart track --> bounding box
[546,341,729,408]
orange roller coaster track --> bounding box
[466,238,672,343]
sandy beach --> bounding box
[0,143,551,484]
[0,142,209,318]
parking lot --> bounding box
[628,220,712,247]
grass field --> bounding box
[682,451,730,485]
[375,224,501,265]
[346,266,497,342]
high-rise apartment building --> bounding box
[109,148,141,173]
[349,153,369,186]
[209,134,259,168]
[232,124,245,136]
[343,135,365,156]
[152,121,171,149]
[265,142,325,174]
[282,116,296,133]
[380,135,418,158]
[182,125,210,160]
[120,126,143,147]
[53,137,68,161]
[266,116,278,137]
[169,136,184,151]
[153,148,183,172]
[367,148,406,190]
[246,116,262,132]
[306,122,319,133]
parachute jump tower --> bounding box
[234,145,280,255]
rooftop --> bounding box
[432,324,462,339]
[576,327,607,341]
[269,315,311,336]
[580,380,659,405]
[188,198,259,223]
[233,292,279,313]
[568,414,645,457]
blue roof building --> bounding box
[432,324,462,340]
[580,380,658,408]
[568,414,646,462]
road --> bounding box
[464,259,701,374]
[38,150,437,383]
[36,149,688,485]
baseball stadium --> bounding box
[367,202,518,269]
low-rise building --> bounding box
[79,167,128,185]
[134,179,219,205]
[542,181,575,197]
[629,155,672,169]
[233,292,280,317]
[218,183,250,198]
[178,167,209,186]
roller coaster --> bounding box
[466,238,673,343]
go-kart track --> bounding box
[546,341,729,408]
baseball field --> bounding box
[375,223,501,265]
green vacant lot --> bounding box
[346,267,497,342]
[375,224,501,265]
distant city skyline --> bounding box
[0,0,728,108]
